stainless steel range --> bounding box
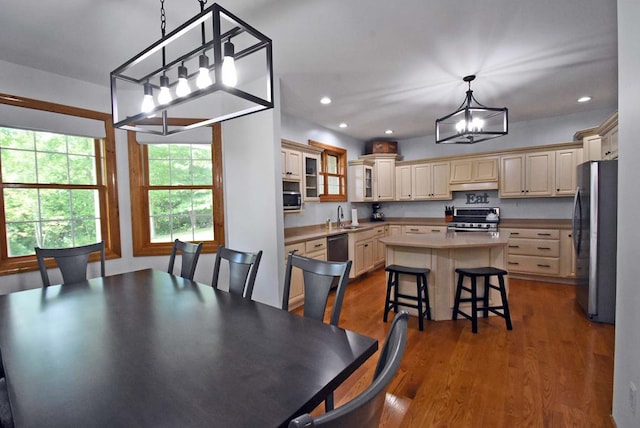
[447,207,500,232]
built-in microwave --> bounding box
[283,191,302,211]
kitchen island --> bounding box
[379,232,509,321]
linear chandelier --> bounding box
[435,75,508,144]
[110,0,273,136]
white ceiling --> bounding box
[0,0,618,141]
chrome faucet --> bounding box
[336,205,344,229]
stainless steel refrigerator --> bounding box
[572,160,617,324]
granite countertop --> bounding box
[284,217,572,245]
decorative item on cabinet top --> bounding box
[365,140,398,154]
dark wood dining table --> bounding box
[0,269,377,427]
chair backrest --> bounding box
[288,311,409,428]
[282,252,352,327]
[211,245,263,299]
[167,239,203,280]
[35,241,106,287]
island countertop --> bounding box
[379,231,509,249]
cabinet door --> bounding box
[285,243,306,309]
[449,160,473,183]
[395,165,412,200]
[499,154,526,197]
[282,149,302,180]
[354,239,374,276]
[412,163,431,200]
[555,149,581,196]
[375,159,395,200]
[388,225,402,236]
[583,135,602,161]
[430,162,451,199]
[526,152,555,196]
[473,156,499,181]
[302,153,320,201]
[559,230,576,278]
[364,166,373,199]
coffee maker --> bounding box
[371,203,384,221]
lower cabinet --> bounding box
[284,237,327,310]
[402,225,446,235]
[501,228,573,278]
[348,226,386,278]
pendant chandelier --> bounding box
[110,0,273,136]
[435,75,508,144]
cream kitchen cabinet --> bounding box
[554,148,582,196]
[559,230,576,278]
[348,159,374,202]
[501,228,561,277]
[302,152,321,201]
[598,112,618,160]
[449,156,499,190]
[388,225,402,236]
[499,151,555,198]
[372,156,396,201]
[281,148,302,181]
[348,227,385,278]
[373,225,388,266]
[284,237,327,309]
[403,225,447,235]
[396,161,451,201]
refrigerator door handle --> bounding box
[572,186,581,255]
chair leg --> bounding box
[498,274,513,330]
[452,273,464,320]
[325,392,334,412]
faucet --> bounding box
[336,205,344,229]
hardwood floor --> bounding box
[297,268,615,427]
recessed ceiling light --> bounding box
[577,96,592,103]
[320,97,331,105]
[339,123,348,128]
[385,129,393,134]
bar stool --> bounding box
[452,267,512,334]
[384,265,431,331]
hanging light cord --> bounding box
[198,0,208,44]
[160,0,167,67]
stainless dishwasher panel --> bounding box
[327,233,349,262]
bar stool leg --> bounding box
[498,274,513,330]
[416,274,424,331]
[422,273,432,321]
[452,272,464,320]
[482,274,490,318]
[383,270,393,322]
[470,275,478,334]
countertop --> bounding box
[379,231,509,249]
[284,217,571,245]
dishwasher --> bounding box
[326,233,349,288]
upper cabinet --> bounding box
[555,148,583,196]
[281,140,323,201]
[500,151,555,198]
[449,156,499,191]
[396,161,451,201]
[598,112,618,160]
[348,159,374,202]
[357,154,398,201]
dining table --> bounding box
[0,269,378,427]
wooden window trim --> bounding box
[0,93,121,276]
[308,140,348,202]
[128,123,224,257]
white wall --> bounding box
[0,60,284,305]
[613,1,640,426]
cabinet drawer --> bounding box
[507,239,560,257]
[505,228,559,239]
[507,255,560,275]
[305,238,326,253]
[373,226,387,237]
[403,225,445,234]
[285,243,305,259]
[352,229,375,241]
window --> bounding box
[309,140,347,202]
[128,124,224,256]
[0,94,120,275]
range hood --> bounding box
[449,181,499,191]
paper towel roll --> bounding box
[351,208,359,225]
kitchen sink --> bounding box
[340,225,361,230]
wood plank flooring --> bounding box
[296,268,615,427]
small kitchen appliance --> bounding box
[371,203,385,221]
[447,207,500,232]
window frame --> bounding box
[128,123,225,256]
[0,93,121,276]
[308,140,348,202]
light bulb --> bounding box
[158,75,173,105]
[176,65,191,97]
[456,119,466,133]
[222,41,238,87]
[471,118,484,132]
[196,54,212,89]
[141,82,156,115]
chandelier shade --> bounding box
[435,75,508,144]
[110,2,273,136]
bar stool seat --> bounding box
[452,267,512,334]
[384,265,431,331]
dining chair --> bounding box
[0,377,13,428]
[211,245,263,299]
[288,311,409,428]
[35,241,105,287]
[167,239,203,280]
[282,251,352,411]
